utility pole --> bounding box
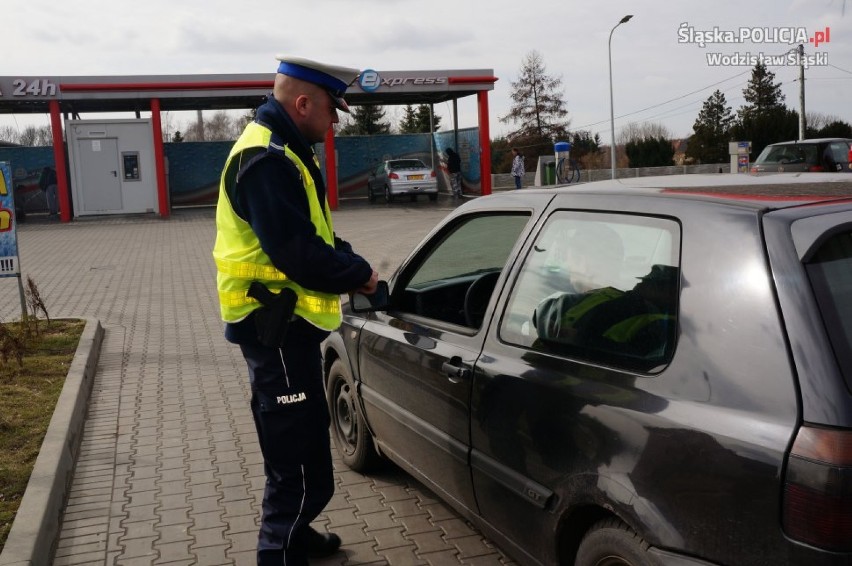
[196,109,205,141]
[798,44,806,141]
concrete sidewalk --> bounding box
[0,200,516,565]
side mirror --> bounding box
[350,280,390,313]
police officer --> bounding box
[213,55,378,565]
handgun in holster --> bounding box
[247,281,298,349]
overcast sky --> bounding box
[2,0,850,144]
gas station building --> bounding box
[0,69,497,222]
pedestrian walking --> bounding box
[510,148,525,190]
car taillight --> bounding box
[782,424,852,551]
[388,172,399,179]
[808,165,825,172]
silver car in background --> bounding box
[367,159,438,203]
[751,138,852,173]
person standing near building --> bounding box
[38,165,58,217]
[510,147,525,190]
[212,55,378,566]
[445,147,462,198]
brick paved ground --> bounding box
[0,197,517,566]
[9,178,851,565]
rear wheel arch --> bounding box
[575,516,657,566]
[557,505,616,565]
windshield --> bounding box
[389,160,427,170]
[756,144,819,165]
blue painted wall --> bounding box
[0,126,481,212]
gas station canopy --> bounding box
[0,68,497,220]
[0,69,496,114]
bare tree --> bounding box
[0,125,19,144]
[18,125,53,146]
[805,112,842,132]
[618,122,672,146]
[205,111,239,141]
[181,110,246,141]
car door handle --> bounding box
[441,359,470,383]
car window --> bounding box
[757,145,796,164]
[500,211,681,372]
[829,142,850,165]
[396,213,530,328]
[804,229,852,389]
[800,145,819,166]
[390,160,426,170]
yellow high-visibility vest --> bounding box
[212,122,342,331]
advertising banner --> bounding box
[0,161,20,277]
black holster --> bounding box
[247,282,297,349]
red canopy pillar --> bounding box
[477,91,492,196]
[325,128,338,210]
[150,98,170,218]
[48,100,71,222]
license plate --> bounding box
[408,174,424,180]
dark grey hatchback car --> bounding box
[322,180,852,565]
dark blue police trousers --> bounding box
[240,337,334,566]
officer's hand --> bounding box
[357,270,379,294]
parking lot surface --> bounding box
[0,196,518,565]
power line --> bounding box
[571,69,751,131]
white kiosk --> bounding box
[66,119,159,217]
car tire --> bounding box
[575,518,656,566]
[326,358,381,472]
[428,193,438,202]
[384,186,394,203]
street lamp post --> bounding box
[609,14,633,180]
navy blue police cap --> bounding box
[275,55,360,113]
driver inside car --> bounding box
[534,264,678,358]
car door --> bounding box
[469,210,683,557]
[367,163,383,194]
[356,211,530,513]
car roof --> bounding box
[765,138,852,146]
[471,174,852,214]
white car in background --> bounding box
[367,159,438,203]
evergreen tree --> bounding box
[399,105,419,133]
[731,63,794,157]
[399,104,442,133]
[625,137,674,168]
[738,62,785,121]
[731,106,799,158]
[338,105,391,136]
[687,90,734,164]
[570,130,601,163]
[810,119,852,139]
[414,105,441,133]
[501,50,570,142]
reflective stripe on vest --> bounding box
[603,313,672,343]
[213,121,341,330]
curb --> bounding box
[0,318,105,566]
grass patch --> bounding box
[0,318,85,551]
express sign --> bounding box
[358,70,447,92]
